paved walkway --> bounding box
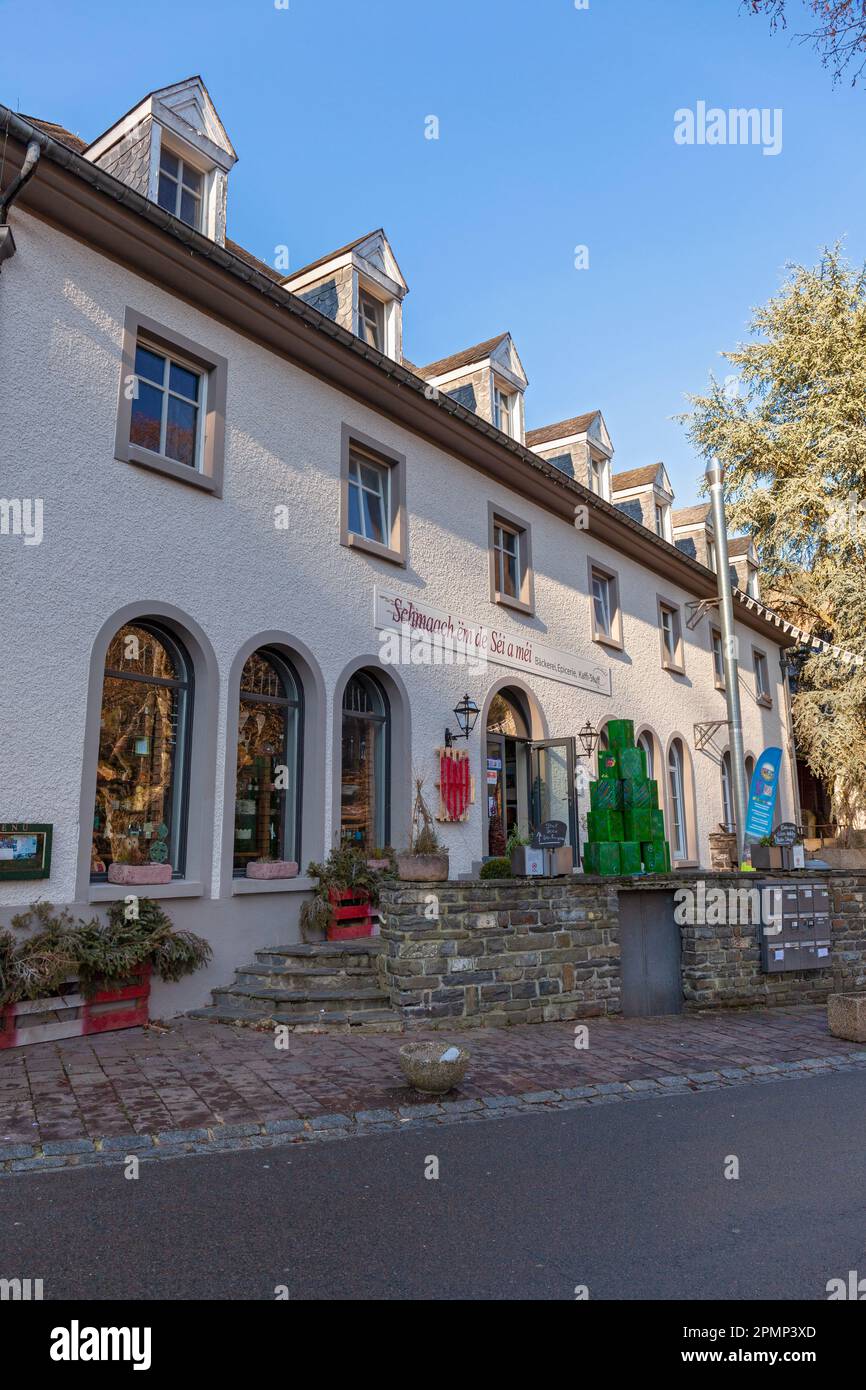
[2,1005,865,1173]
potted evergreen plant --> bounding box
[396,777,449,882]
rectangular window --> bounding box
[588,559,623,648]
[658,599,684,672]
[590,456,603,494]
[754,649,771,705]
[706,536,717,573]
[347,446,390,546]
[493,386,514,436]
[357,290,385,351]
[494,521,521,599]
[340,424,407,564]
[592,571,612,636]
[655,503,666,538]
[115,309,227,495]
[130,343,203,469]
[488,504,534,613]
[711,628,726,688]
[157,147,203,230]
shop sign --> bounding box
[374,588,611,695]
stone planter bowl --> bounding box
[107,863,172,885]
[399,1040,470,1094]
[246,860,299,880]
[396,852,449,882]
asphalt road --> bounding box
[2,1070,865,1301]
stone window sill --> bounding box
[89,880,204,903]
[231,876,315,895]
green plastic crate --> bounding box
[590,778,623,811]
[664,840,672,872]
[618,746,647,780]
[582,841,599,875]
[641,839,668,873]
[622,778,658,810]
[649,808,666,839]
[595,841,622,876]
[587,809,624,843]
[623,808,652,843]
[619,840,642,875]
[607,719,635,752]
[597,749,620,780]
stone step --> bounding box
[235,964,381,991]
[188,1004,403,1033]
[212,983,392,1017]
[255,942,384,971]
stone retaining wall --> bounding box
[377,872,866,1026]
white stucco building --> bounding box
[0,79,798,1014]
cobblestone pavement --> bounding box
[1,1006,864,1173]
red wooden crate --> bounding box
[0,966,150,1049]
[327,887,377,940]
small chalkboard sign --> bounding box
[531,820,568,849]
[772,822,799,848]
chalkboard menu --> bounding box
[531,820,568,849]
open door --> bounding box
[530,738,578,866]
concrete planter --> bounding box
[828,993,866,1043]
[366,858,392,872]
[245,860,299,880]
[107,863,172,885]
[399,1040,470,1094]
[396,852,449,882]
[750,845,783,870]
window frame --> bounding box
[233,648,304,876]
[115,309,227,496]
[90,620,194,883]
[667,738,688,861]
[587,557,623,650]
[340,424,407,565]
[493,384,515,437]
[487,503,534,615]
[753,647,772,707]
[357,287,386,351]
[711,626,726,690]
[157,145,205,231]
[657,596,685,674]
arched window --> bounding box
[341,672,389,850]
[91,622,192,878]
[721,751,734,832]
[637,731,655,780]
[234,649,302,873]
[667,739,688,861]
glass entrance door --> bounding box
[530,738,578,866]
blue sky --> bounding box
[2,0,863,502]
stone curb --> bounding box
[3,1051,866,1177]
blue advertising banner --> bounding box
[744,747,783,841]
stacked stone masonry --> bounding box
[378,872,866,1026]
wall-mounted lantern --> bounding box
[444,694,480,748]
[577,721,599,759]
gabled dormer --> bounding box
[282,230,409,363]
[526,410,613,500]
[728,535,761,598]
[672,504,716,571]
[612,462,674,540]
[416,333,528,443]
[83,77,237,245]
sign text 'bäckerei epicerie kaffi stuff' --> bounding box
[374,588,611,695]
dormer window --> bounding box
[493,385,516,437]
[588,452,610,499]
[357,289,385,351]
[157,147,204,230]
[706,536,717,572]
[655,502,668,538]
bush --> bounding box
[480,857,512,880]
[1,899,212,1004]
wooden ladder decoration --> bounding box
[435,745,474,823]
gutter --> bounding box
[0,104,788,647]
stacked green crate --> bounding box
[582,719,671,875]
